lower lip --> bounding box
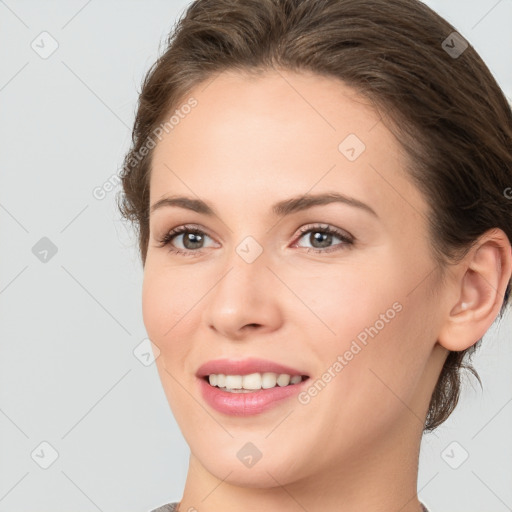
[198,377,310,416]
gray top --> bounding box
[150,501,431,511]
[150,504,179,512]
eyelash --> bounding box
[156,223,354,257]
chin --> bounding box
[208,461,297,488]
[194,441,308,489]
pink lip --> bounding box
[196,357,308,378]
[196,358,310,416]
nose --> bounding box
[202,248,283,340]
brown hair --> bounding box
[117,0,512,431]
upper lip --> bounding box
[196,357,309,378]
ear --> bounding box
[438,228,512,352]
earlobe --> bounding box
[437,229,512,352]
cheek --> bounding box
[298,258,430,404]
[304,313,424,451]
[286,260,392,338]
[142,268,200,414]
[141,267,195,355]
[141,270,168,342]
[329,295,432,434]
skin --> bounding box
[141,69,511,512]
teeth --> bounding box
[225,375,242,389]
[207,372,304,391]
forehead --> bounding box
[149,69,429,227]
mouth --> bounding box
[195,358,311,414]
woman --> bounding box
[117,0,512,510]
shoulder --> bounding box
[148,502,180,512]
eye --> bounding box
[292,223,354,254]
[156,224,216,257]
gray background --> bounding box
[0,1,511,511]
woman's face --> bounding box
[142,69,449,487]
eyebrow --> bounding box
[150,192,378,218]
